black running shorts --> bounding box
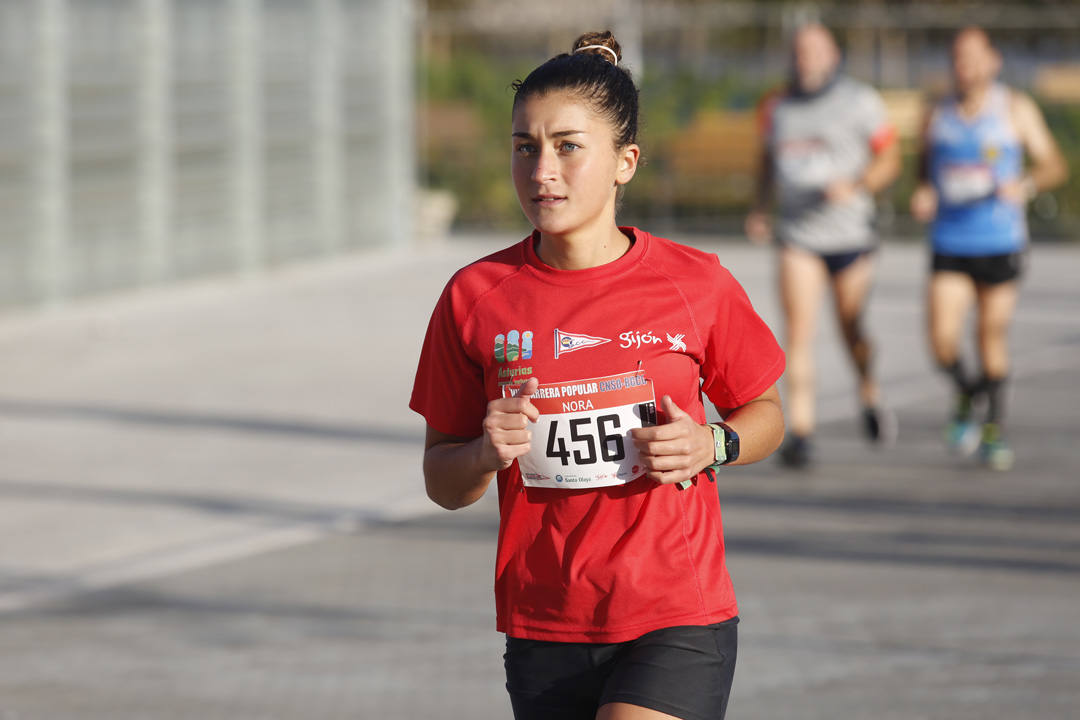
[820,248,872,276]
[503,618,739,720]
[931,251,1026,285]
[778,240,876,277]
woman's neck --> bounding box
[536,224,631,270]
[957,82,993,119]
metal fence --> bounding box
[423,1,1080,87]
[418,1,1080,234]
[0,0,413,309]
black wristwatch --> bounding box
[706,421,740,471]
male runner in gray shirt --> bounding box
[746,23,901,468]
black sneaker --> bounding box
[779,434,811,468]
[862,406,898,445]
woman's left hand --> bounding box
[630,395,714,486]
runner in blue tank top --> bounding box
[911,27,1067,470]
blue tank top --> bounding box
[928,84,1026,256]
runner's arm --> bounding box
[750,146,775,212]
[423,429,496,510]
[712,383,784,466]
[750,93,777,214]
[423,378,540,510]
[910,104,938,223]
[632,383,783,485]
[859,133,901,194]
[1011,91,1069,194]
[745,147,775,243]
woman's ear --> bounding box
[615,144,640,186]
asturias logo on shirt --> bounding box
[553,329,611,359]
[495,330,533,363]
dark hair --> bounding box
[511,31,639,149]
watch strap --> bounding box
[706,421,740,477]
[681,422,739,491]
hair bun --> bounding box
[572,31,621,65]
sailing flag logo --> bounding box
[553,328,611,359]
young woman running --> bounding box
[411,31,785,720]
[746,23,901,468]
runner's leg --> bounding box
[830,252,896,442]
[829,252,877,406]
[973,280,1019,469]
[928,269,981,452]
[928,270,976,373]
[974,279,1018,388]
[779,245,828,440]
[596,703,683,720]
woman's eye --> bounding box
[514,144,536,155]
[560,142,580,152]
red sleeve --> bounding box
[860,87,897,154]
[699,259,785,410]
[409,277,488,438]
[869,122,898,154]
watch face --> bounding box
[725,427,740,463]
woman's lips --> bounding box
[533,195,566,206]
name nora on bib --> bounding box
[504,370,656,489]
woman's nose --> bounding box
[531,147,558,183]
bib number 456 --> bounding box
[545,414,625,466]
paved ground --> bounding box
[0,235,1077,719]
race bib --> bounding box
[940,163,995,205]
[503,370,656,489]
[777,139,835,188]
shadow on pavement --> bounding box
[0,397,421,445]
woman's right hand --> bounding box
[480,377,540,471]
[909,183,938,223]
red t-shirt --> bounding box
[410,227,785,643]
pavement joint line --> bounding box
[0,397,425,446]
[868,300,1079,327]
[0,523,330,615]
[0,494,440,615]
[0,241,493,342]
[816,341,1080,424]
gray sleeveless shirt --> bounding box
[766,76,892,253]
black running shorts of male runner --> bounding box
[931,251,1026,285]
[503,618,739,720]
